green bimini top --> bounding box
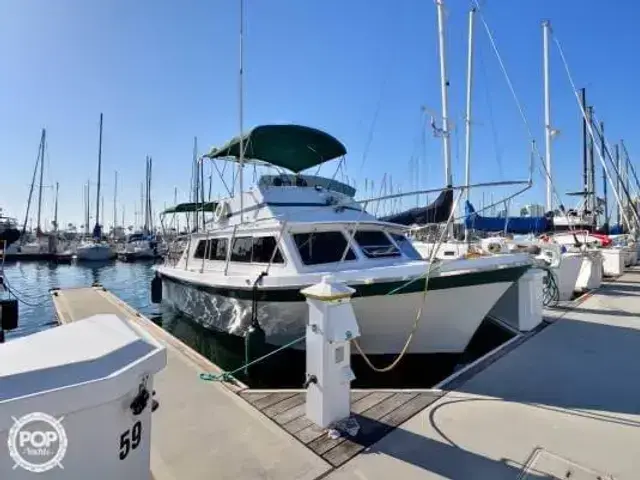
[161,202,217,216]
[203,124,347,173]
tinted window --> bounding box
[206,238,228,261]
[390,233,422,260]
[252,236,284,264]
[354,231,400,258]
[293,231,356,265]
[230,237,253,262]
[194,239,207,259]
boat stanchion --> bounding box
[301,275,360,429]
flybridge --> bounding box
[202,124,347,173]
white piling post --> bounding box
[301,275,360,429]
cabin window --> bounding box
[229,236,285,264]
[194,240,207,259]
[252,236,284,263]
[194,238,228,261]
[206,238,228,261]
[293,231,356,265]
[353,230,400,258]
[390,233,422,260]
[230,237,253,262]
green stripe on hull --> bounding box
[159,264,530,303]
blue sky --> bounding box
[1,0,638,229]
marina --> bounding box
[0,256,635,478]
[3,0,640,478]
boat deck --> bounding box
[50,265,640,479]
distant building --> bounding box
[521,204,545,217]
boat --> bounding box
[118,233,161,262]
[154,124,532,359]
[75,113,114,262]
[0,209,20,250]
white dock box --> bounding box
[0,314,166,479]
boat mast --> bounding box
[192,137,198,232]
[542,20,553,213]
[238,0,245,224]
[86,181,91,236]
[53,181,59,232]
[587,106,596,229]
[36,128,46,235]
[113,171,118,236]
[600,121,609,232]
[148,156,153,233]
[435,0,453,189]
[580,88,588,211]
[615,144,621,227]
[463,7,476,242]
[94,113,103,237]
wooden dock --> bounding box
[240,389,443,467]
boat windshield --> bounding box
[389,233,422,260]
[353,230,401,258]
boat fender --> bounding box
[151,275,162,304]
[213,201,230,223]
[0,298,18,331]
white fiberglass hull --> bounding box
[157,256,530,356]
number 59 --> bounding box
[119,421,142,460]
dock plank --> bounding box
[251,392,300,410]
[307,392,419,456]
[322,391,443,467]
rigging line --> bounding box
[552,32,639,231]
[356,41,396,178]
[473,2,574,228]
[477,35,504,179]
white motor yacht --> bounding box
[154,125,532,360]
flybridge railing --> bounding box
[164,178,535,274]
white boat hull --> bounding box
[159,270,522,356]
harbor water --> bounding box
[0,260,513,389]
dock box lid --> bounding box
[0,314,166,405]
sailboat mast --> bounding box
[238,0,245,224]
[36,128,46,234]
[601,122,609,232]
[463,7,476,242]
[435,0,453,188]
[86,181,91,235]
[615,144,621,227]
[53,181,59,232]
[192,137,198,232]
[95,113,103,233]
[148,156,153,232]
[113,171,118,235]
[542,20,553,212]
[587,106,596,228]
[580,88,588,209]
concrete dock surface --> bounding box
[52,287,332,480]
[328,268,640,479]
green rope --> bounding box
[200,334,305,383]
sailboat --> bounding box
[153,0,532,362]
[76,113,115,261]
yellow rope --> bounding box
[351,189,464,373]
